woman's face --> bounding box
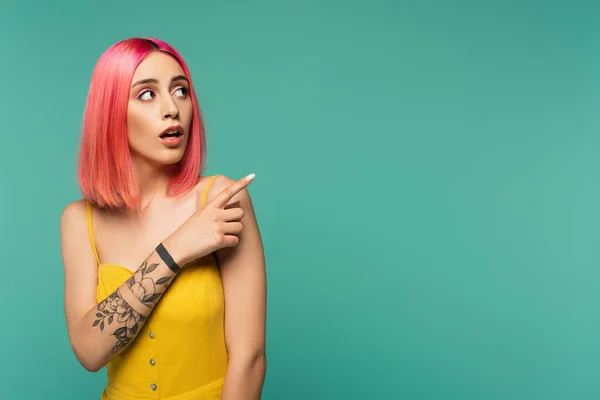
[127,51,193,167]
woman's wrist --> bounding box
[159,236,188,270]
[155,242,181,274]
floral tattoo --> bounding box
[125,260,172,307]
[93,259,174,353]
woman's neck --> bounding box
[130,156,179,214]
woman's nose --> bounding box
[161,97,179,120]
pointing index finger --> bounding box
[209,173,255,208]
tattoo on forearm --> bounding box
[92,258,175,353]
[125,259,173,307]
[94,293,143,352]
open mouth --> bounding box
[160,131,182,138]
[159,126,183,138]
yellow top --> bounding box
[87,175,228,399]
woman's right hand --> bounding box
[162,173,256,267]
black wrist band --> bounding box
[156,243,181,274]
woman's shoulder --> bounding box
[60,198,88,221]
[192,174,246,206]
[197,174,255,207]
[59,198,89,238]
[191,174,228,205]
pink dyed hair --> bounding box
[77,37,206,209]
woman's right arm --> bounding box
[60,175,254,372]
[60,200,180,372]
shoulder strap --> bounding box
[201,175,221,207]
[86,201,101,265]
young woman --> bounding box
[59,37,267,399]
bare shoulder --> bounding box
[59,198,97,270]
[210,174,237,194]
[204,174,253,205]
[60,199,88,234]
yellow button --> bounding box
[150,383,157,391]
[149,331,155,339]
[150,358,156,366]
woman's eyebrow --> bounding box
[131,75,189,88]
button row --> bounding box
[148,330,157,391]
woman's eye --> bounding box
[174,87,189,97]
[138,90,154,100]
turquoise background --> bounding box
[1,0,600,398]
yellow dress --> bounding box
[87,175,228,399]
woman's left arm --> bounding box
[213,177,267,400]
